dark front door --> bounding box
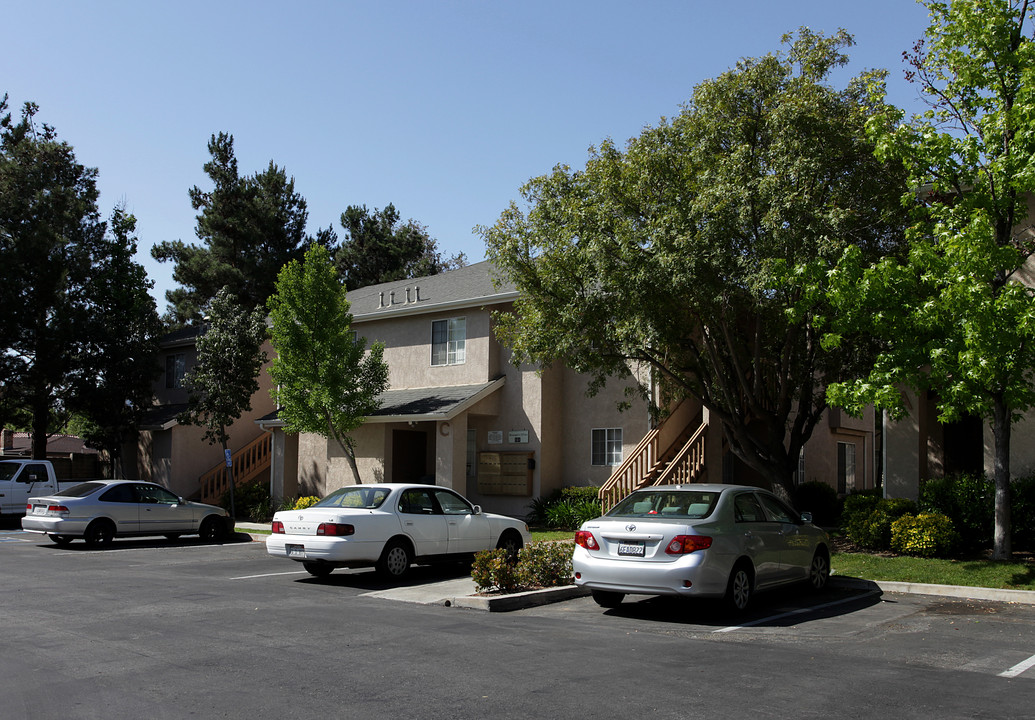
[392,430,429,484]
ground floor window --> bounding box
[592,428,623,466]
[838,441,856,494]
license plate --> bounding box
[618,541,645,557]
[32,505,47,516]
[286,544,306,559]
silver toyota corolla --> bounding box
[572,484,830,611]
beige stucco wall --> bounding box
[799,406,876,494]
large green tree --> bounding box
[0,96,159,459]
[482,30,907,500]
[152,133,311,326]
[333,203,465,290]
[267,243,389,484]
[180,287,268,517]
[825,0,1035,559]
[67,207,161,473]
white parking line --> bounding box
[230,570,309,580]
[999,654,1035,678]
[713,591,880,633]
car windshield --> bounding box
[607,490,719,519]
[55,482,107,498]
[0,462,20,481]
[314,486,391,509]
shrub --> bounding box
[471,548,521,593]
[1012,475,1035,551]
[471,541,574,593]
[293,495,321,510]
[891,513,959,558]
[515,541,574,589]
[221,480,271,522]
[527,486,602,529]
[919,474,994,551]
[845,496,917,551]
[791,481,842,527]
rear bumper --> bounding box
[265,533,384,564]
[572,547,731,598]
[21,516,90,536]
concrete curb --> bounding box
[831,575,1035,605]
[450,585,590,612]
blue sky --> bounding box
[5,1,933,312]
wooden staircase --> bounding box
[197,433,271,506]
[598,404,707,513]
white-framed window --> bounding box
[431,317,466,366]
[591,428,623,466]
[837,441,856,494]
[166,353,186,389]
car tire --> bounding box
[591,589,625,608]
[199,516,226,543]
[724,562,753,612]
[376,538,413,580]
[49,534,73,546]
[808,548,830,592]
[83,519,115,547]
[303,561,334,578]
[496,530,524,559]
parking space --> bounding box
[4,522,1035,691]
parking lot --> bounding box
[2,523,1034,719]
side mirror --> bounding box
[800,512,814,524]
[473,505,483,515]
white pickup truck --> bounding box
[0,459,83,518]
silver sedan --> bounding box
[22,480,234,546]
[572,484,831,611]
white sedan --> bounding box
[266,483,531,579]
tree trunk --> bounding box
[992,396,1012,560]
[31,399,49,460]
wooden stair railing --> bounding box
[598,426,661,513]
[197,433,271,507]
[598,411,708,513]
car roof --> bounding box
[630,484,767,494]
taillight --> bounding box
[574,530,599,550]
[317,523,355,536]
[271,521,284,534]
[45,505,70,517]
[665,535,712,555]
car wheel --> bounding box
[808,548,830,592]
[496,530,524,559]
[591,589,625,608]
[303,561,334,578]
[199,516,225,542]
[376,539,413,580]
[164,533,182,541]
[725,562,753,612]
[49,534,73,546]
[83,519,115,547]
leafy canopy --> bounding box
[267,244,389,483]
[482,29,907,496]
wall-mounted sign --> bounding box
[487,430,503,445]
[508,430,529,444]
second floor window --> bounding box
[166,353,186,389]
[431,317,466,366]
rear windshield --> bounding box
[55,482,107,498]
[314,486,391,509]
[607,490,719,519]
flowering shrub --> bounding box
[891,513,959,558]
[292,495,321,510]
[845,496,917,551]
[471,541,574,593]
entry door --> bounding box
[392,430,429,483]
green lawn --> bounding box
[832,552,1035,591]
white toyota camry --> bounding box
[266,483,530,579]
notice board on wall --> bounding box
[477,451,533,496]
